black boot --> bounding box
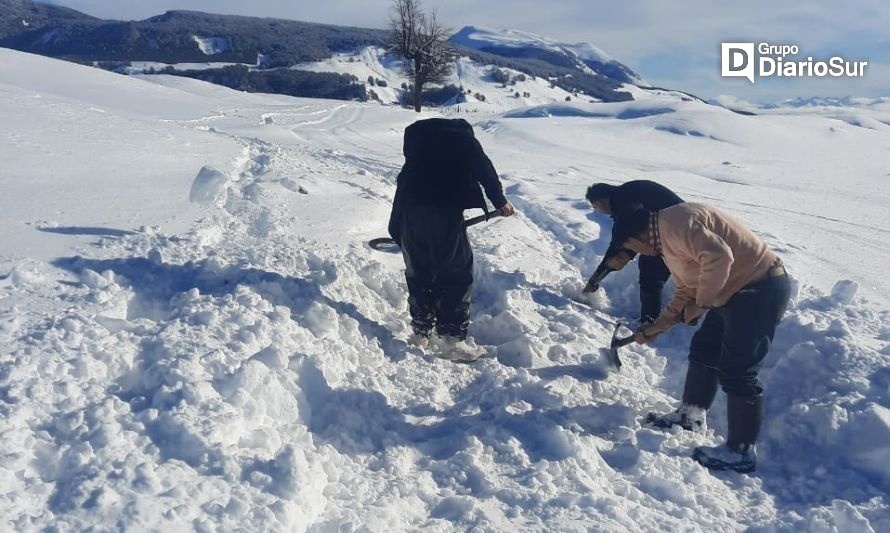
[692,394,762,473]
[645,404,706,432]
[727,394,763,449]
[681,362,719,410]
[639,288,662,324]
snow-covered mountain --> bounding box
[1,47,889,531]
[452,25,642,85]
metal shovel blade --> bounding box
[606,323,636,371]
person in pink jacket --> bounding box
[613,202,791,473]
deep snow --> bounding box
[1,47,889,532]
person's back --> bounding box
[398,118,505,211]
[389,119,508,244]
[657,202,778,321]
[584,179,683,323]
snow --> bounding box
[189,166,229,205]
[1,47,889,531]
[714,94,890,128]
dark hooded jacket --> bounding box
[388,118,507,243]
[593,180,684,276]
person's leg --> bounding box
[693,274,791,471]
[432,212,474,339]
[646,310,722,430]
[716,275,791,448]
[638,255,671,323]
[683,310,723,410]
[401,206,436,336]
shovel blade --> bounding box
[606,347,622,370]
[605,323,635,371]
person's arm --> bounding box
[661,280,696,325]
[471,139,509,209]
[634,278,692,343]
[653,218,732,322]
[583,241,636,292]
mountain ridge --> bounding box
[0,1,637,102]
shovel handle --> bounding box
[463,207,504,227]
[369,207,505,252]
[612,334,636,348]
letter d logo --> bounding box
[721,42,755,83]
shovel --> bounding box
[369,207,505,252]
[605,322,636,371]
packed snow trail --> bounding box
[1,52,889,531]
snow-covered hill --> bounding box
[292,46,583,111]
[451,25,642,85]
[1,48,889,531]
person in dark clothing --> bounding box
[584,181,683,323]
[388,118,514,360]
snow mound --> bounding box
[189,166,228,205]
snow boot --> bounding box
[692,443,757,473]
[693,394,763,473]
[725,394,763,447]
[645,404,707,432]
[408,333,432,349]
[408,329,432,349]
[434,335,486,362]
[681,361,719,410]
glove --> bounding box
[634,322,664,345]
[635,313,680,344]
[606,250,633,271]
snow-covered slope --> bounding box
[451,26,643,85]
[0,48,241,270]
[1,48,889,531]
[716,94,890,130]
[294,47,581,110]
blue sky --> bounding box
[46,0,889,103]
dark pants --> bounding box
[682,274,791,407]
[400,204,474,339]
[639,255,672,323]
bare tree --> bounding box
[389,0,456,112]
